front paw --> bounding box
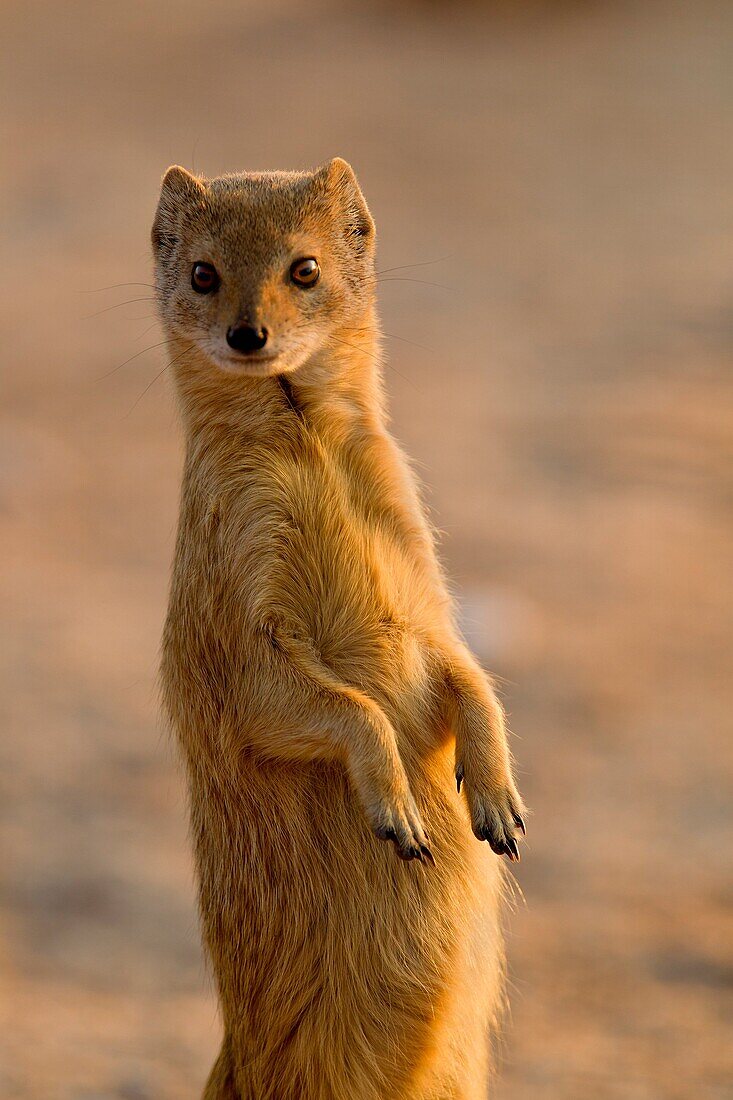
[369,794,435,867]
[456,764,526,862]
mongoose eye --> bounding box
[290,257,320,288]
[191,262,220,294]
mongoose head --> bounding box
[152,158,376,377]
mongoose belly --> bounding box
[189,752,503,1100]
[166,503,505,1096]
[164,510,506,1096]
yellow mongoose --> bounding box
[153,158,526,1100]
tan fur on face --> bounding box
[153,159,375,378]
[154,158,525,1099]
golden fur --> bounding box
[153,158,526,1099]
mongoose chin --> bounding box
[154,157,526,1100]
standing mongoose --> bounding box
[153,158,526,1100]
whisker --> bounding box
[95,339,169,381]
[82,282,156,293]
[124,342,195,417]
[342,326,434,355]
[124,362,172,416]
[376,255,452,277]
[328,336,420,393]
[83,297,156,319]
[329,334,387,368]
[136,321,162,342]
[384,332,433,353]
[376,277,451,290]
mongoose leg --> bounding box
[443,647,526,860]
[225,622,434,864]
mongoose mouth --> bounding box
[214,350,282,377]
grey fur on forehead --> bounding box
[210,170,313,190]
[152,158,374,266]
[200,170,332,229]
[190,168,344,241]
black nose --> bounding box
[226,324,269,354]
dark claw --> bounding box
[505,836,521,862]
[477,827,510,858]
[420,845,436,867]
[476,824,504,856]
[455,763,464,793]
[513,812,526,836]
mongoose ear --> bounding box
[316,157,375,243]
[160,165,207,204]
[152,166,207,254]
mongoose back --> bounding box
[153,158,526,1100]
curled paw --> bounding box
[456,769,526,863]
[371,796,436,867]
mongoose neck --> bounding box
[168,305,385,442]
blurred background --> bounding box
[2,1,732,1097]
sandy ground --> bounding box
[1,1,732,1096]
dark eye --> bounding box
[290,257,320,288]
[191,262,220,294]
